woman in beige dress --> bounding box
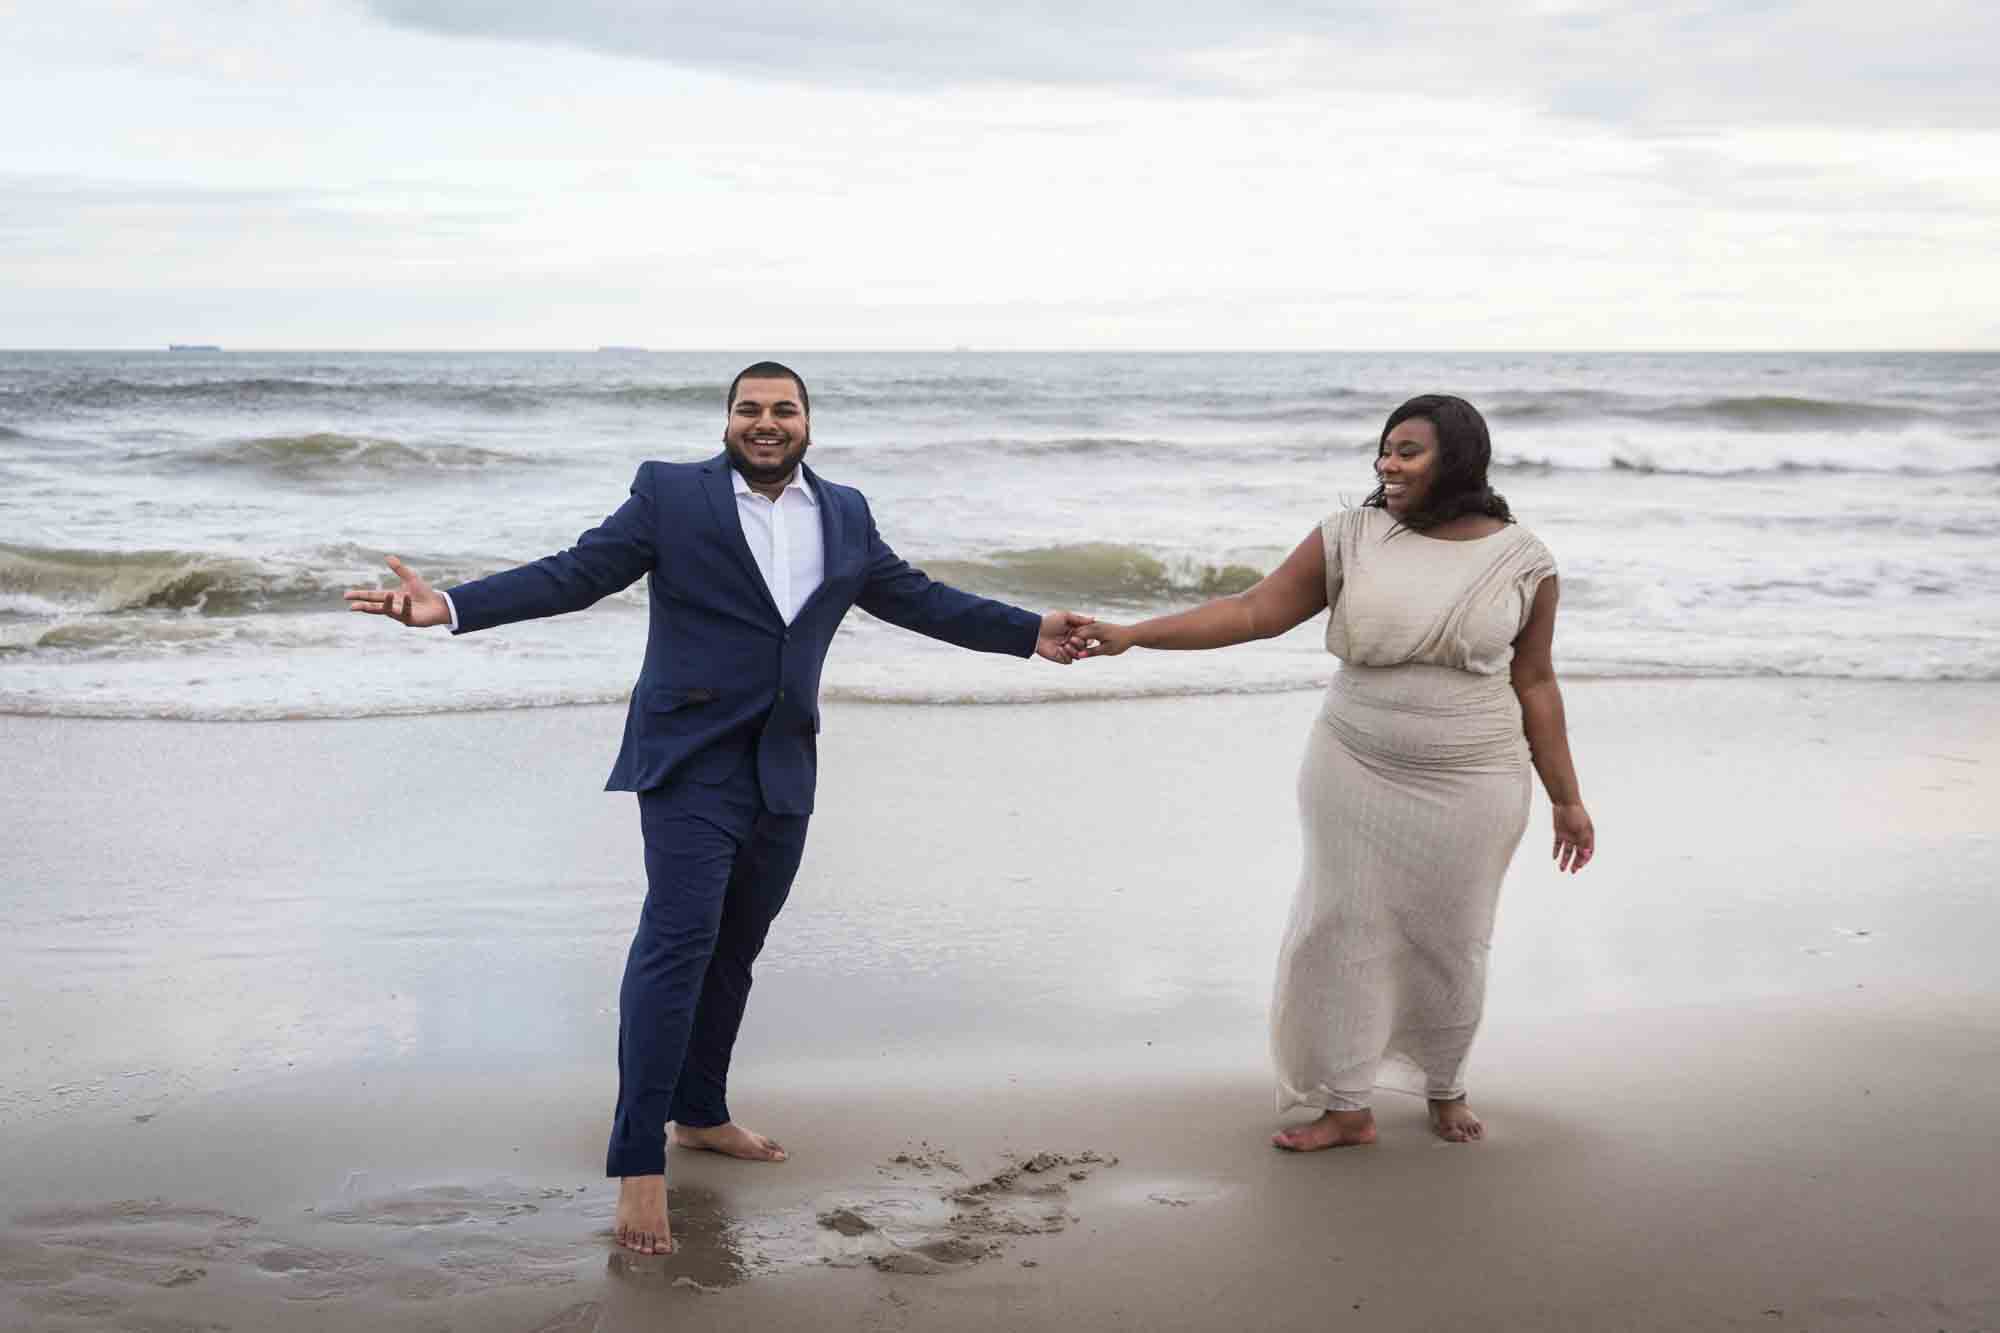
[1080,395,1594,1149]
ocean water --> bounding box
[2,349,1996,720]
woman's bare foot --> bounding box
[614,1175,671,1255]
[671,1121,788,1162]
[1272,1109,1377,1152]
[1428,1097,1484,1142]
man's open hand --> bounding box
[1035,610,1096,665]
[343,556,451,628]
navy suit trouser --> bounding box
[604,739,810,1178]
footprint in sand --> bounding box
[438,1234,590,1289]
[5,1201,253,1286]
[255,1240,462,1303]
[816,1148,1118,1274]
[1,1200,258,1325]
[0,1182,607,1324]
[529,1298,605,1333]
[297,1180,601,1299]
[316,1182,545,1228]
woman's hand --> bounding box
[1552,803,1594,874]
[1076,622,1136,658]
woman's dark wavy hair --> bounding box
[1361,394,1514,531]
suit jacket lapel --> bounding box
[699,454,784,623]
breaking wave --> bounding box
[921,543,1265,605]
[0,543,351,618]
[0,541,522,622]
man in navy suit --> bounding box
[345,362,1092,1255]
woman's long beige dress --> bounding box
[1271,505,1556,1112]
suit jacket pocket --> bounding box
[647,686,720,713]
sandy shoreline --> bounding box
[6,679,1999,1330]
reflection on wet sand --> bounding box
[0,1181,766,1328]
[2,1151,1135,1331]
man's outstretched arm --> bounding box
[854,512,1091,664]
[344,464,659,635]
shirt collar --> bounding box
[729,464,817,506]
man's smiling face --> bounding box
[723,376,811,486]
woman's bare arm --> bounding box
[1511,577,1594,872]
[1080,529,1328,655]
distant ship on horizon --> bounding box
[595,345,648,353]
[167,344,222,352]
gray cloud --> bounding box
[363,0,1274,91]
[361,0,2000,128]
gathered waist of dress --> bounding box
[1319,663,1526,771]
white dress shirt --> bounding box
[730,465,825,623]
[441,465,825,630]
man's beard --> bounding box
[724,431,810,485]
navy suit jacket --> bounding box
[445,454,1041,814]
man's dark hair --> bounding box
[1362,394,1514,531]
[727,361,810,416]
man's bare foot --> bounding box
[614,1175,671,1255]
[672,1121,788,1162]
[1272,1109,1377,1152]
[1428,1097,1485,1142]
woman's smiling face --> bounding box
[1375,416,1439,518]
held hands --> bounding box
[1552,803,1595,874]
[1073,622,1134,657]
[1038,613,1139,663]
[1034,618,1135,659]
[343,556,450,628]
[1036,610,1099,664]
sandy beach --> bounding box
[5,678,1999,1331]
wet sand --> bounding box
[5,680,1999,1331]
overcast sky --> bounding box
[5,0,1997,349]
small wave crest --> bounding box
[921,543,1264,606]
[1486,390,1946,434]
[852,423,1993,476]
[1004,435,1177,457]
[10,376,723,415]
[155,433,528,478]
[829,435,1189,463]
[1492,433,1997,476]
[16,376,339,411]
[1484,390,1628,422]
[597,383,734,407]
[1186,388,1367,424]
[1648,394,1922,432]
